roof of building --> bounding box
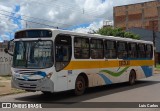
[114,0,155,8]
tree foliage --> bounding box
[96,27,140,40]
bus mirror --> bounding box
[8,41,10,50]
[4,39,14,56]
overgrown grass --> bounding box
[156,64,160,69]
[0,89,26,96]
[0,75,11,80]
[0,83,5,87]
[11,89,26,93]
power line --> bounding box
[0,8,104,31]
[0,9,73,27]
[29,0,104,17]
[0,1,106,29]
[0,12,59,28]
[2,0,105,20]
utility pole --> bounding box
[152,20,156,67]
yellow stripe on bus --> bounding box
[64,60,154,70]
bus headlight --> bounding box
[46,72,53,79]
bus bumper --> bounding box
[11,77,54,92]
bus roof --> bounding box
[52,29,153,44]
[16,28,153,44]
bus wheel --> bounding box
[74,76,86,96]
[129,70,136,85]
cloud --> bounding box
[1,34,9,40]
[0,2,19,40]
[16,0,151,30]
[72,20,104,33]
[0,0,153,37]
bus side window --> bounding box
[74,37,89,59]
[128,43,137,58]
[90,39,104,59]
[105,40,117,59]
[146,44,153,59]
[117,42,127,59]
[138,44,146,58]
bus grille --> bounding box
[17,78,37,81]
[18,83,37,89]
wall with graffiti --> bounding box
[0,50,12,75]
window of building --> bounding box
[146,44,153,59]
[138,44,146,58]
[90,39,104,59]
[74,37,90,59]
[104,40,117,59]
[117,42,127,59]
[128,43,137,58]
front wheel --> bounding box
[129,70,136,85]
[74,76,86,96]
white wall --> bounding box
[0,49,12,75]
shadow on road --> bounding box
[15,80,160,103]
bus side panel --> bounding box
[53,70,68,92]
[136,66,153,79]
[64,60,154,91]
[67,68,104,90]
[99,67,130,84]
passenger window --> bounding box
[74,37,89,59]
[128,43,137,58]
[105,40,117,59]
[90,39,104,59]
[117,42,127,59]
[146,45,153,59]
[138,44,146,58]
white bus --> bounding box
[5,28,154,95]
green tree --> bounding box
[96,27,140,40]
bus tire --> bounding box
[74,76,86,96]
[129,70,136,85]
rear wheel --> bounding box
[74,76,86,96]
[129,70,136,85]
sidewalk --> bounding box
[0,69,160,96]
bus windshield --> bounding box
[13,40,53,69]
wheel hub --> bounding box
[77,81,84,91]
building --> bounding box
[103,20,113,27]
[127,28,160,64]
[114,0,160,31]
[114,0,160,64]
[0,41,13,75]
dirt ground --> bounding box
[0,69,160,96]
[0,76,25,96]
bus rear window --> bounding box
[15,30,52,38]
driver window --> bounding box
[55,34,72,71]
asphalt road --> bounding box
[0,74,160,111]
